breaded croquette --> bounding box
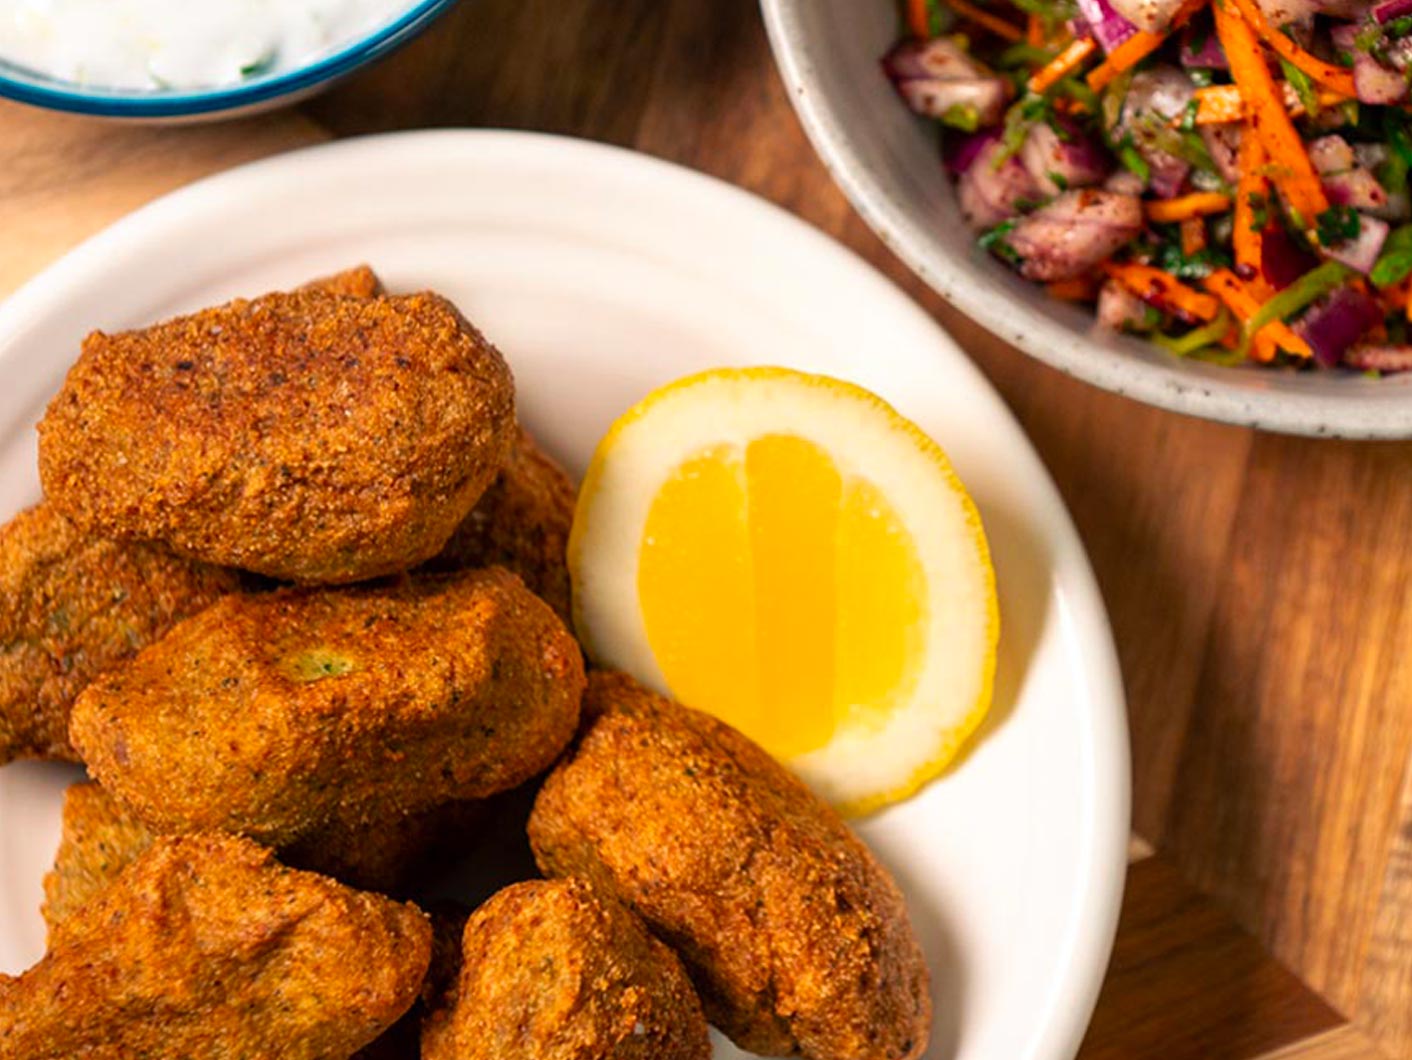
[529,671,932,1060]
[38,289,516,584]
[0,503,238,764]
[41,782,153,937]
[40,782,483,929]
[0,834,431,1060]
[426,428,576,622]
[71,569,584,859]
[422,879,710,1060]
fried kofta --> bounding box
[422,879,710,1060]
[41,781,153,936]
[1,833,431,1060]
[38,289,516,584]
[70,568,584,856]
[528,671,932,1060]
[41,782,483,926]
[0,503,238,764]
[426,428,576,622]
[354,903,470,1060]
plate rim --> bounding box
[0,128,1131,1059]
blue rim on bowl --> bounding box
[0,0,461,118]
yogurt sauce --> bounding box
[0,0,414,91]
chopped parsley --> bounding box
[978,220,1021,263]
[1116,138,1150,184]
[1316,205,1362,247]
[1153,239,1232,280]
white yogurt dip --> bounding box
[0,0,415,91]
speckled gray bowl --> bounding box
[761,0,1412,437]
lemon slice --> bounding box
[569,367,998,815]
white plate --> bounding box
[0,130,1129,1060]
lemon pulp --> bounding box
[638,432,927,760]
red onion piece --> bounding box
[1077,0,1139,52]
[1116,66,1197,198]
[1344,345,1412,371]
[883,39,1010,126]
[1104,168,1146,195]
[1262,227,1320,290]
[1002,189,1144,281]
[1148,157,1191,198]
[1020,119,1112,196]
[1375,0,1412,24]
[1255,0,1320,23]
[1331,23,1409,104]
[1097,280,1157,330]
[1309,135,1355,174]
[945,128,1000,175]
[1295,288,1383,366]
[1180,21,1228,68]
[1324,169,1391,211]
[958,139,1043,229]
[1324,214,1390,273]
[1200,123,1243,184]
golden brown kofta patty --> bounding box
[38,289,516,584]
[0,503,239,764]
[528,671,932,1060]
[425,428,576,622]
[422,878,710,1060]
[41,781,153,937]
[41,781,484,926]
[71,568,584,853]
[1,833,431,1060]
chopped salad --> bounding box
[885,0,1412,371]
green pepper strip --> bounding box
[1238,261,1352,356]
[1153,308,1235,356]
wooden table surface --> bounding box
[4,1,1411,1056]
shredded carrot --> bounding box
[1203,269,1313,361]
[1145,192,1233,223]
[1027,14,1044,47]
[906,0,931,38]
[1086,0,1204,91]
[1186,83,1345,124]
[1046,276,1100,301]
[1103,262,1222,321]
[1181,217,1208,256]
[1028,37,1097,95]
[1228,0,1357,99]
[1233,133,1269,276]
[1214,1,1330,229]
[1191,85,1245,124]
[941,0,1024,41]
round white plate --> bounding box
[0,130,1129,1060]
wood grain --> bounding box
[0,102,323,298]
[1080,857,1342,1058]
[5,0,1412,1054]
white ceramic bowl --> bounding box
[760,0,1412,438]
[0,0,460,121]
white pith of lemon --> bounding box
[568,367,999,816]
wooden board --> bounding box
[3,0,1411,1054]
